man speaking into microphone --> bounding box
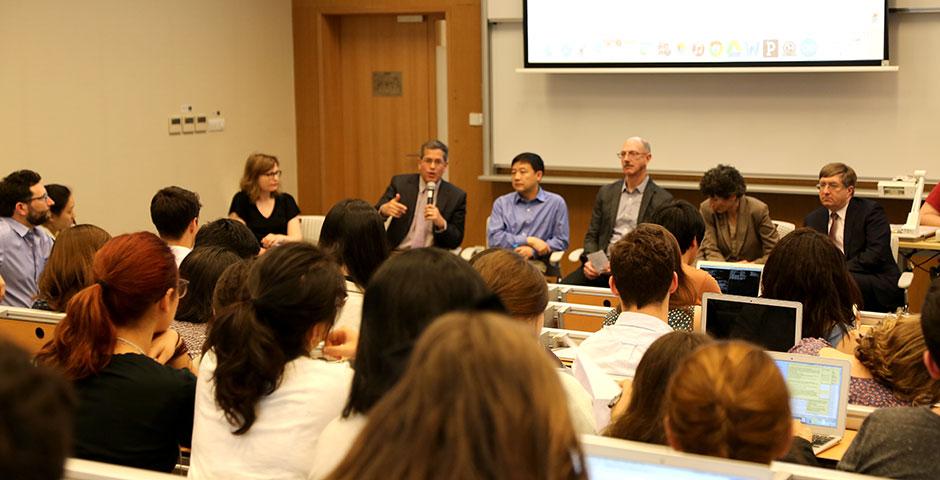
[376,139,467,250]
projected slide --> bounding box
[525,0,886,66]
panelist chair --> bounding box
[298,215,325,245]
[771,219,796,238]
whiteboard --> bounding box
[488,16,940,181]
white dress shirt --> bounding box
[574,310,673,378]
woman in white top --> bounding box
[317,199,390,332]
[189,243,352,479]
[309,248,497,479]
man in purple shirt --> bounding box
[0,170,55,307]
[487,152,569,271]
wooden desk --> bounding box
[817,429,857,462]
[898,238,940,252]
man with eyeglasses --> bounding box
[562,136,673,287]
[376,139,466,249]
[805,162,903,313]
[0,170,55,307]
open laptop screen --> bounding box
[702,293,802,352]
[587,456,759,480]
[697,261,763,297]
[773,356,846,429]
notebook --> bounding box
[701,293,802,352]
[696,261,764,297]
[768,352,851,454]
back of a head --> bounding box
[318,199,390,288]
[856,316,940,405]
[665,341,791,464]
[212,259,254,315]
[195,218,260,258]
[346,248,496,417]
[920,277,940,374]
[327,312,586,480]
[45,184,71,216]
[204,242,344,435]
[470,248,548,324]
[36,232,177,379]
[0,169,41,217]
[610,224,681,309]
[176,247,244,325]
[648,200,705,254]
[0,339,75,480]
[762,228,860,339]
[150,186,201,240]
[36,224,112,312]
[606,331,712,444]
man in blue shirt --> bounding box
[0,170,56,307]
[487,153,569,271]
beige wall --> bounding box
[0,0,297,235]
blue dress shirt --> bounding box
[487,188,569,253]
[0,217,54,307]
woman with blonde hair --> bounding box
[325,312,587,480]
[228,153,301,248]
[664,341,798,464]
[792,315,940,407]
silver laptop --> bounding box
[701,293,802,352]
[581,435,786,480]
[696,261,764,297]
[768,352,851,455]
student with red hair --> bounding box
[36,232,195,472]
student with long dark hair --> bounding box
[35,232,194,472]
[189,243,350,479]
[318,199,390,331]
[172,246,243,358]
[325,313,587,480]
[41,183,76,238]
[309,248,495,479]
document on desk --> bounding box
[571,342,621,432]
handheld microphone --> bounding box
[426,181,437,206]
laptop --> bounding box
[768,352,851,455]
[581,435,784,480]
[696,261,764,297]
[701,293,802,352]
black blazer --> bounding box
[583,177,673,254]
[376,174,466,250]
[805,196,901,309]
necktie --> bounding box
[828,212,839,242]
[411,187,428,249]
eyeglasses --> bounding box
[28,193,49,203]
[176,279,189,299]
[421,157,447,167]
[616,151,649,160]
[261,171,282,178]
[816,182,844,191]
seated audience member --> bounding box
[805,163,903,312]
[919,184,940,227]
[838,278,940,479]
[792,315,940,407]
[32,224,111,311]
[698,165,779,263]
[648,200,721,331]
[376,140,466,250]
[150,186,201,266]
[318,199,390,331]
[211,259,253,312]
[324,312,587,480]
[762,228,860,352]
[194,218,260,258]
[563,137,672,287]
[309,248,495,479]
[0,339,76,480]
[575,224,679,377]
[229,153,302,248]
[605,331,712,444]
[172,247,243,359]
[40,183,76,238]
[34,232,195,472]
[470,248,595,434]
[486,152,569,272]
[189,243,349,479]
[665,341,811,464]
[0,169,55,307]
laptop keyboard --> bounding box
[811,434,836,447]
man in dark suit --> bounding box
[805,163,903,313]
[376,139,466,250]
[562,136,673,287]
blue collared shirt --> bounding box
[487,188,569,253]
[0,217,54,307]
